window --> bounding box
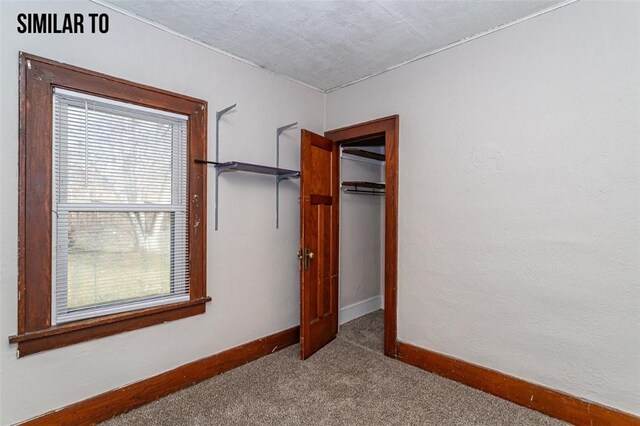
[52,89,190,324]
[10,53,209,356]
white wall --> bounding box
[2,0,639,423]
[327,0,640,416]
[339,150,385,322]
[0,1,324,424]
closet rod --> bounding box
[343,189,385,196]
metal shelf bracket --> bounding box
[275,122,298,228]
[214,103,237,230]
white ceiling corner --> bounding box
[97,0,574,92]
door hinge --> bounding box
[298,247,314,270]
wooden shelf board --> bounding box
[342,148,385,162]
[341,181,385,190]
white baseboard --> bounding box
[339,295,383,325]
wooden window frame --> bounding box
[9,53,210,357]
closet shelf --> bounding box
[342,181,385,189]
[342,148,385,162]
[341,181,385,195]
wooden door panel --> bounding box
[306,203,319,323]
[300,130,339,360]
[317,203,332,318]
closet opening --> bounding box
[325,116,399,358]
[336,133,386,353]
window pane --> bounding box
[56,99,183,205]
[60,211,181,311]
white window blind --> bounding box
[52,88,190,324]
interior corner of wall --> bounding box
[322,92,328,132]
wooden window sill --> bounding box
[9,297,211,357]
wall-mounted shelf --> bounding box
[341,181,385,196]
[341,147,385,166]
[195,159,299,179]
[340,146,385,196]
[342,148,385,162]
[195,103,299,229]
[216,161,300,180]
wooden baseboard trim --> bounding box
[21,326,300,425]
[396,341,639,426]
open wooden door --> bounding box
[299,129,339,360]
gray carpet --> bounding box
[339,309,385,353]
[103,310,566,425]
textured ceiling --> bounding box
[102,0,566,91]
